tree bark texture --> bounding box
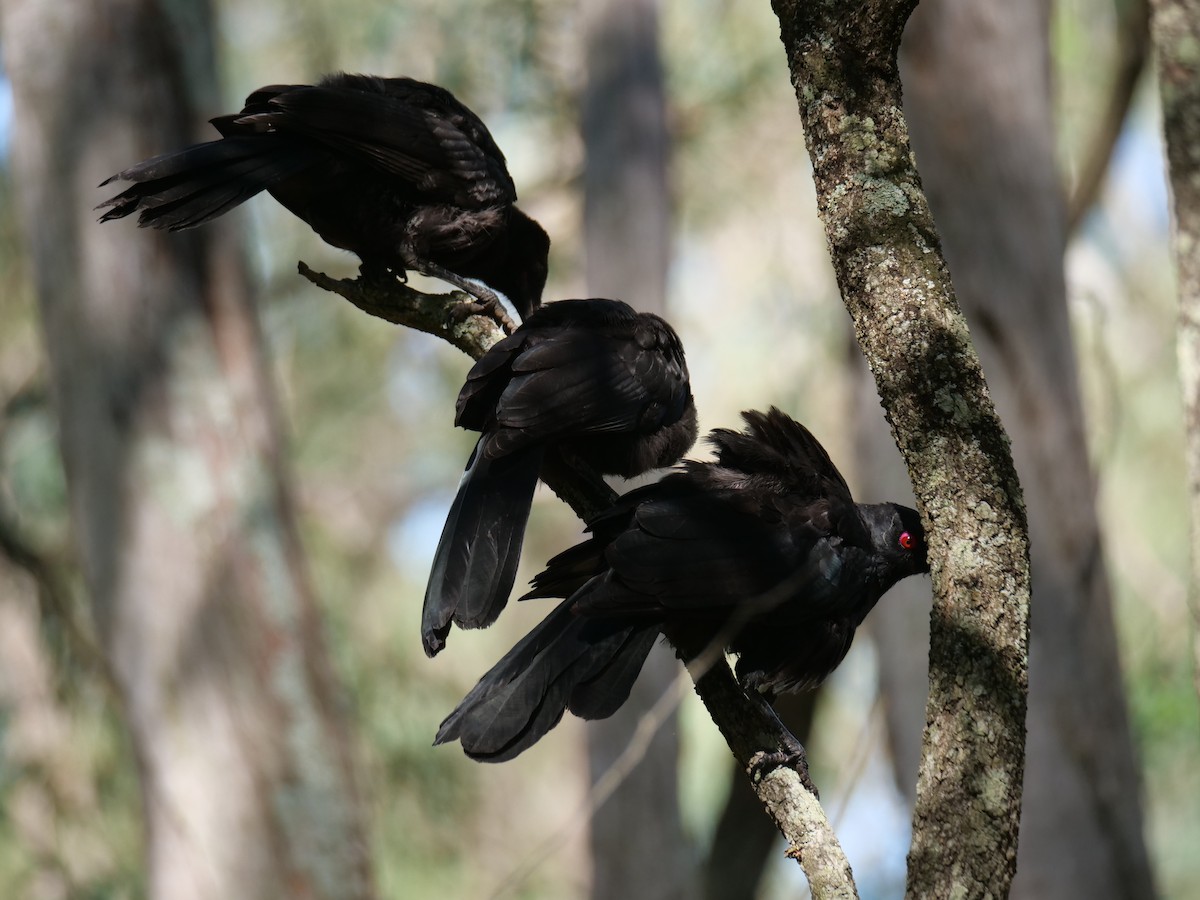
[877,3,1158,897]
[680,651,856,900]
[703,692,818,900]
[580,1,695,898]
[0,1,373,897]
[1153,0,1200,732]
[768,2,1032,897]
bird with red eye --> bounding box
[436,407,932,764]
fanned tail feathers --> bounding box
[434,598,656,761]
[97,137,317,230]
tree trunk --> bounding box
[769,1,1032,896]
[0,1,373,897]
[863,4,1157,896]
[580,1,695,897]
[1152,0,1200,731]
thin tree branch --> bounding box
[296,263,507,355]
[682,650,855,899]
[301,265,855,896]
[768,1,1031,898]
[703,691,820,900]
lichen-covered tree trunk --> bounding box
[580,1,695,897]
[768,1,1032,896]
[0,1,373,897]
[860,3,1157,897]
[1153,0,1200,720]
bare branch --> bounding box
[296,262,507,355]
[683,652,856,899]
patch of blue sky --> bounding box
[0,74,13,159]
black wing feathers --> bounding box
[98,72,549,316]
[436,409,929,762]
[435,599,657,761]
[231,78,515,207]
[707,407,853,505]
[422,298,696,656]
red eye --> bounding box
[899,532,915,551]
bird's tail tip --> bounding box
[421,626,448,658]
[432,724,454,746]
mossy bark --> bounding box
[769,2,1032,897]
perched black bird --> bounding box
[422,298,697,657]
[435,408,929,762]
[97,73,550,323]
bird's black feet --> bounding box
[749,742,818,798]
[410,257,520,334]
[732,680,820,795]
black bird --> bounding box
[435,408,929,762]
[422,297,697,657]
[97,73,550,324]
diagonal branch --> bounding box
[681,646,855,898]
[301,265,855,896]
[296,263,507,356]
[0,391,114,687]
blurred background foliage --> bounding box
[0,0,1196,897]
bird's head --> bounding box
[861,502,930,579]
[505,211,551,318]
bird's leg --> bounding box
[749,746,818,798]
[547,447,611,495]
[358,259,400,285]
[745,690,819,797]
[406,256,520,334]
[673,630,821,798]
